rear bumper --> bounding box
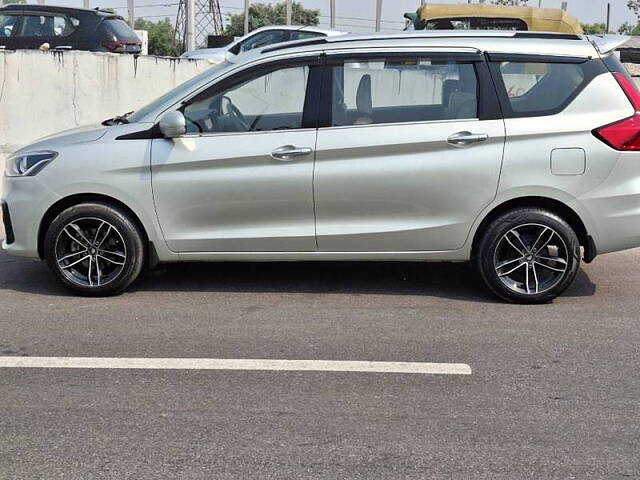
[575,152,640,255]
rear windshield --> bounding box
[98,18,139,42]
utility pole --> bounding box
[606,2,611,33]
[127,0,135,27]
[244,0,250,35]
[375,0,383,32]
[286,0,292,25]
[37,0,44,4]
[185,0,195,51]
[83,0,89,8]
[330,0,336,28]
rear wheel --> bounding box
[44,203,145,296]
[475,208,581,304]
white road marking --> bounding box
[0,357,471,375]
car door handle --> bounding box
[270,145,313,161]
[447,131,489,147]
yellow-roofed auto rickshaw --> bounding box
[404,3,583,34]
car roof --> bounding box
[240,30,600,63]
[0,4,117,17]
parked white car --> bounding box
[181,25,347,62]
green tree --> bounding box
[2,0,26,4]
[618,21,640,35]
[224,2,320,37]
[581,23,607,35]
[134,17,181,57]
[625,1,640,35]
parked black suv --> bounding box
[0,4,141,53]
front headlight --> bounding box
[5,150,57,177]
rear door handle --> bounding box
[447,131,489,147]
[270,145,313,162]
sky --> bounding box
[42,0,639,32]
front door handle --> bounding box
[447,131,489,147]
[270,145,313,162]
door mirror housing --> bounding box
[159,111,187,138]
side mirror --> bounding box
[159,111,186,138]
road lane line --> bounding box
[0,357,471,375]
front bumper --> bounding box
[1,174,60,258]
[1,201,14,244]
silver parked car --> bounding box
[181,25,347,63]
[3,32,640,303]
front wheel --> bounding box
[475,208,581,304]
[43,203,145,296]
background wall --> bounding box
[0,50,211,157]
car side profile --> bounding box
[0,4,141,53]
[3,31,640,303]
[180,25,346,62]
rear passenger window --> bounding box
[496,61,588,116]
[330,57,478,127]
[22,15,75,37]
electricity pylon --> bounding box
[175,0,224,52]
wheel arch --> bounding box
[37,193,150,260]
[471,196,595,263]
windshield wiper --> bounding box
[102,111,134,126]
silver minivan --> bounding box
[3,32,640,303]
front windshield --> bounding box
[127,61,232,123]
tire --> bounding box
[44,202,145,297]
[475,208,581,304]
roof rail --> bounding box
[587,34,630,54]
[261,30,586,56]
[513,32,581,40]
[262,37,329,54]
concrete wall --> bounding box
[0,50,212,157]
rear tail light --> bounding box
[613,72,640,109]
[594,72,640,151]
[102,40,140,53]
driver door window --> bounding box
[0,14,19,38]
[183,65,310,134]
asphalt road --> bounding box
[1,223,639,479]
